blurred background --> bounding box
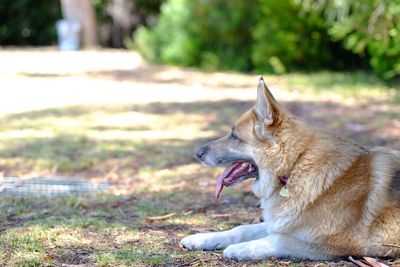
[2,0,400,78]
[1,0,400,266]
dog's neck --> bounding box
[278,175,288,186]
[277,135,313,187]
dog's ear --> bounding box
[254,76,280,139]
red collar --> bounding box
[279,175,288,186]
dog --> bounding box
[180,77,400,261]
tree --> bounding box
[60,0,97,47]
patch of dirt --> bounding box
[54,247,94,266]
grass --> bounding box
[283,71,397,99]
[1,57,400,266]
[0,194,257,266]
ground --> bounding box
[0,48,399,266]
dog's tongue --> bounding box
[215,162,244,200]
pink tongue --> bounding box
[215,162,242,200]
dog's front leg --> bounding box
[180,223,268,251]
[223,234,331,261]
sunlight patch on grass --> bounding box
[93,252,114,267]
[113,229,141,246]
[148,163,205,182]
[0,129,56,139]
[93,231,177,266]
[2,229,50,266]
[215,221,236,231]
[135,163,218,194]
[8,251,46,267]
[91,111,207,130]
[51,228,92,248]
[87,129,216,141]
[7,231,45,253]
[4,225,91,252]
[170,214,213,226]
[0,108,215,141]
[282,71,396,101]
[113,246,170,265]
[135,199,171,217]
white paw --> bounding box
[223,239,273,261]
[180,232,232,251]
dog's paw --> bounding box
[180,232,231,251]
[223,239,274,261]
[223,242,256,261]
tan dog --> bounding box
[180,77,400,261]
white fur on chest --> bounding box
[252,169,300,234]
[260,197,295,233]
[251,169,276,199]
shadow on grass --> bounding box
[88,66,400,94]
[86,65,257,89]
[289,71,388,89]
[0,135,201,174]
[1,106,96,121]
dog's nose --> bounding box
[196,146,208,159]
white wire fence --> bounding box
[0,177,111,196]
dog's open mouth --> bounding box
[215,161,258,200]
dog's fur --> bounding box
[180,77,400,261]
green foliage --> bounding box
[135,0,400,79]
[0,0,61,46]
[134,0,358,73]
[251,0,335,73]
[135,0,256,71]
[92,0,110,22]
[303,0,400,79]
[135,0,195,66]
[134,0,165,15]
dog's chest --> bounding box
[260,197,297,233]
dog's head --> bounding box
[196,77,310,199]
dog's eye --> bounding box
[230,131,239,140]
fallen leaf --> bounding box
[349,256,391,267]
[362,257,391,267]
[349,256,370,267]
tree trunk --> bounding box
[60,0,97,48]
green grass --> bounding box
[0,195,253,266]
[1,70,400,266]
[283,71,399,99]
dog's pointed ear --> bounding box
[255,76,278,125]
[254,76,280,139]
